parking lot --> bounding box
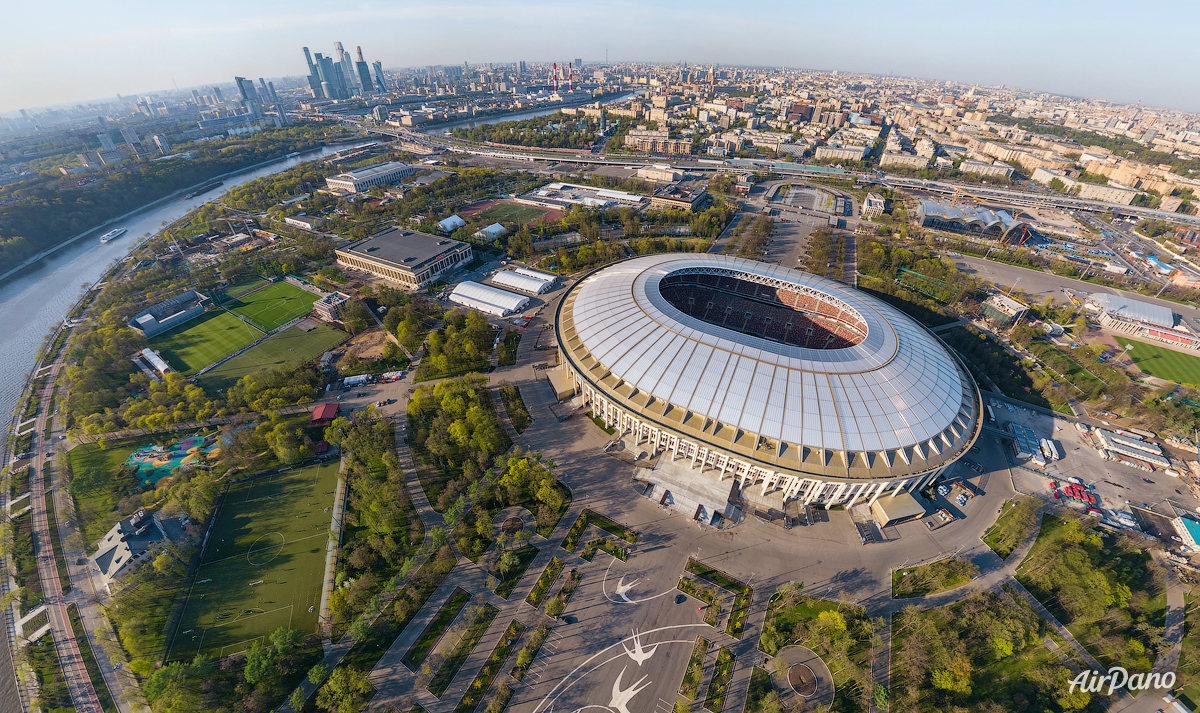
[991,397,1200,523]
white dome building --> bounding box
[554,254,982,507]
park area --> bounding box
[1122,337,1200,386]
[166,461,339,662]
[149,310,264,375]
[224,281,322,333]
[196,322,346,393]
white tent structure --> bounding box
[492,270,555,295]
[449,281,529,316]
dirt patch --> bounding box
[788,664,816,697]
[502,517,523,535]
[343,327,389,360]
[460,199,500,217]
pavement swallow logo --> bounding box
[609,666,652,713]
[621,629,658,666]
[615,576,640,603]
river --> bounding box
[0,144,377,428]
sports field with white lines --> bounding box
[166,461,338,661]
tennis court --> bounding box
[196,323,347,393]
[149,311,265,375]
[226,281,320,333]
[166,461,339,662]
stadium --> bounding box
[554,254,982,507]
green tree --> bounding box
[317,666,372,713]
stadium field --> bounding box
[220,277,270,301]
[1122,337,1200,385]
[166,461,339,662]
[149,311,264,376]
[196,324,347,393]
[478,202,549,224]
[226,281,320,332]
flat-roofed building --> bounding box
[648,180,710,211]
[814,145,869,161]
[980,293,1027,325]
[285,214,325,231]
[313,291,351,321]
[959,160,1014,178]
[861,193,886,218]
[326,162,417,193]
[128,290,210,338]
[336,227,472,290]
[879,152,928,169]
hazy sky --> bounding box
[6,0,1199,114]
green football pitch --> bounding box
[149,311,264,376]
[478,202,549,224]
[226,282,320,333]
[196,324,347,393]
[220,277,270,301]
[1122,337,1200,385]
[166,461,339,662]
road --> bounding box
[26,357,103,712]
[949,253,1200,333]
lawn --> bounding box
[891,557,978,599]
[479,202,549,224]
[703,647,735,713]
[67,437,156,545]
[1177,593,1200,711]
[149,310,264,375]
[220,277,270,301]
[225,281,321,333]
[195,323,347,392]
[403,588,471,669]
[982,497,1040,560]
[1122,336,1200,385]
[165,461,339,662]
[427,603,500,697]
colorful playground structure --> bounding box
[124,433,223,485]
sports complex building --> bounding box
[1086,292,1200,349]
[916,199,1033,243]
[336,227,472,290]
[554,255,982,507]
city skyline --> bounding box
[4,0,1200,115]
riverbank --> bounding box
[0,146,326,287]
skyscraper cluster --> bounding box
[303,42,386,100]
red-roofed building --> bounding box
[311,403,339,427]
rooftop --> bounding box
[1089,293,1175,329]
[331,161,412,182]
[341,227,467,273]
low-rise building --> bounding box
[326,162,417,193]
[285,214,325,231]
[336,227,472,290]
[861,193,886,218]
[449,281,529,316]
[648,180,709,211]
[90,510,169,595]
[313,291,351,321]
[979,293,1027,325]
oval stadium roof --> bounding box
[556,255,981,479]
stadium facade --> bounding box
[554,255,982,507]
